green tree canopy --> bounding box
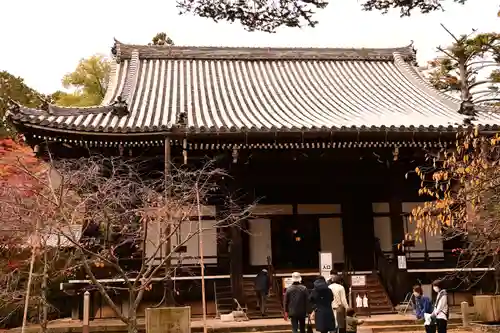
[0,71,48,137]
[424,29,500,108]
[52,55,110,107]
[177,0,477,33]
[150,32,174,46]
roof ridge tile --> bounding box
[112,40,415,62]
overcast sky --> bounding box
[0,0,498,94]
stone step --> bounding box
[190,322,463,333]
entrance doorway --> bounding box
[271,215,320,270]
[342,195,376,271]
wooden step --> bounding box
[350,274,393,313]
[242,278,283,318]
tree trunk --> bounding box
[21,223,39,333]
[127,291,139,333]
[458,55,470,101]
[127,307,138,333]
[40,250,49,333]
[127,319,138,333]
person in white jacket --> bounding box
[329,275,349,333]
[431,280,448,333]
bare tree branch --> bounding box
[0,150,254,333]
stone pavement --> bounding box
[11,313,468,333]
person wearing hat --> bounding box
[284,272,309,333]
[255,269,270,316]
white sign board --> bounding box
[319,252,332,280]
[397,255,407,270]
[282,277,294,289]
[351,275,366,287]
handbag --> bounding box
[307,316,314,333]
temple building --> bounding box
[8,40,500,319]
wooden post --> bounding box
[230,224,243,304]
[83,291,90,333]
[229,161,244,305]
[461,301,470,328]
[164,136,173,305]
[196,184,208,333]
[388,169,408,304]
[71,295,80,320]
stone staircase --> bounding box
[243,277,283,319]
[349,274,394,314]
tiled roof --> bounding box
[9,41,500,135]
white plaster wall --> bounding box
[373,217,393,252]
[319,217,345,264]
[199,220,218,264]
[402,202,444,258]
[248,219,272,266]
[144,220,163,265]
[171,220,218,265]
[145,205,217,265]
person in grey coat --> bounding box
[309,276,336,333]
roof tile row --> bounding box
[9,43,500,135]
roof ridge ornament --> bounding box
[6,98,21,114]
[111,38,121,63]
[111,96,129,117]
[176,112,187,127]
[404,40,418,66]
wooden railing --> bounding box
[267,255,279,296]
[374,242,400,305]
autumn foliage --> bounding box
[0,138,45,187]
[0,137,45,247]
[410,128,500,276]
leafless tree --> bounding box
[0,152,253,333]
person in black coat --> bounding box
[254,269,270,316]
[284,272,309,333]
[309,276,336,333]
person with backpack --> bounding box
[284,272,309,333]
[431,280,448,333]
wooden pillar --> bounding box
[71,295,80,320]
[229,157,244,305]
[387,165,411,304]
[216,224,230,274]
[230,226,244,303]
[163,136,174,305]
[389,167,405,248]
